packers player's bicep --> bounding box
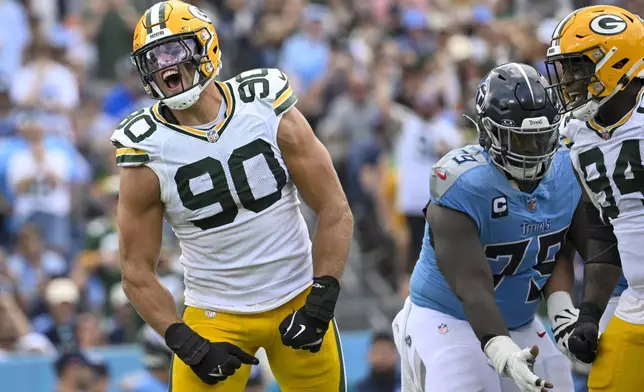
[117,165,181,335]
[277,107,352,278]
[277,107,348,217]
[117,165,163,270]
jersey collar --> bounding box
[585,84,644,140]
[150,80,236,141]
[485,151,555,197]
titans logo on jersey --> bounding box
[409,145,581,329]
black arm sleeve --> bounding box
[582,199,621,266]
[568,173,621,267]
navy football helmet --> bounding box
[473,63,561,182]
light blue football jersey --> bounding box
[409,145,581,329]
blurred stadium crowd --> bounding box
[0,0,638,391]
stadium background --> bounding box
[0,0,634,391]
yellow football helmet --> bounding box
[545,5,644,121]
[131,1,222,110]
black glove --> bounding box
[165,323,258,385]
[279,276,341,353]
[568,302,602,364]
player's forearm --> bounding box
[543,247,575,299]
[458,283,510,342]
[311,203,353,279]
[581,263,621,312]
[121,263,182,337]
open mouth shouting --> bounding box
[566,91,585,107]
[161,67,183,91]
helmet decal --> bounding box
[188,5,210,23]
[589,14,628,35]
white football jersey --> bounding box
[561,87,644,310]
[111,68,313,313]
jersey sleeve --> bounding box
[554,151,582,213]
[109,108,156,168]
[268,68,298,117]
[233,68,298,117]
[429,146,489,230]
[558,113,577,148]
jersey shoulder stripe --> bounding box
[273,71,297,117]
[115,147,150,166]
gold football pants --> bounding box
[588,315,644,391]
[170,288,346,391]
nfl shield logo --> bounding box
[438,323,448,335]
[527,198,537,212]
[207,129,219,143]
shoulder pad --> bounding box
[558,136,573,150]
[230,68,297,117]
[552,150,575,176]
[430,145,488,200]
[110,107,158,167]
[558,113,581,147]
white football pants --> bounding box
[392,297,574,392]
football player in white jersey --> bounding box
[545,5,644,391]
[112,2,353,391]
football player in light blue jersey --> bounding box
[391,63,612,392]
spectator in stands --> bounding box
[249,0,302,71]
[322,69,381,154]
[106,283,140,344]
[7,225,67,315]
[0,0,30,82]
[397,8,434,63]
[394,91,464,273]
[0,246,58,357]
[10,33,80,140]
[119,326,172,392]
[86,353,110,392]
[350,332,400,392]
[38,278,80,352]
[279,4,330,95]
[84,0,151,82]
[54,351,95,392]
[0,78,15,137]
[101,56,154,123]
[5,113,75,255]
[71,175,120,313]
[77,312,106,349]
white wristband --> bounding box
[547,291,574,321]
